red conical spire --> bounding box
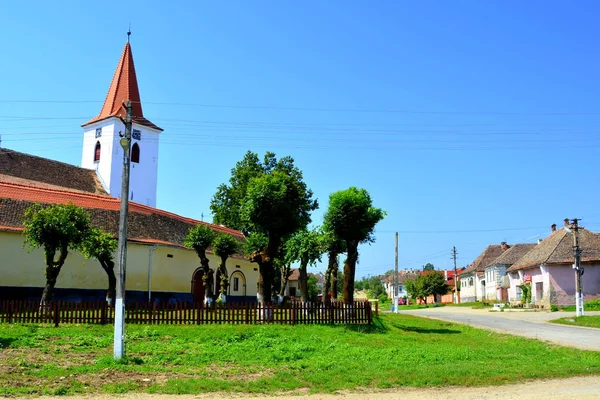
[83,42,162,131]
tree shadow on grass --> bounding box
[0,337,17,349]
[332,317,389,334]
[390,322,461,334]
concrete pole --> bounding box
[394,232,398,312]
[571,219,583,317]
[452,246,458,304]
[114,100,133,360]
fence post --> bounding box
[53,301,60,327]
[375,300,378,317]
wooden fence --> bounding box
[0,299,372,327]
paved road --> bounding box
[400,307,600,350]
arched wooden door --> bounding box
[192,269,205,302]
[228,271,246,297]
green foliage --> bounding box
[211,151,317,238]
[355,276,387,299]
[422,263,435,271]
[80,227,117,261]
[210,151,267,232]
[183,224,216,256]
[212,233,240,259]
[241,171,317,242]
[323,187,386,244]
[284,228,324,267]
[23,203,91,254]
[405,273,449,303]
[518,283,532,304]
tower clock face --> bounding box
[132,129,142,141]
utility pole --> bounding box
[570,219,584,317]
[452,246,458,304]
[114,100,133,360]
[394,232,398,312]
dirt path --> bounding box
[3,376,598,400]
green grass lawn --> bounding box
[1,313,600,396]
[549,316,600,329]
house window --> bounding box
[95,127,102,138]
[233,277,239,292]
[289,287,297,297]
[131,143,140,163]
[516,286,522,301]
[535,282,543,302]
[94,141,101,162]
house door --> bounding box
[192,269,205,302]
[228,271,247,297]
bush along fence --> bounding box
[0,299,373,327]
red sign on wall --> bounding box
[524,274,532,283]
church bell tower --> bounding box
[81,36,162,207]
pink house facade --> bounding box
[507,221,600,307]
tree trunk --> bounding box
[199,250,214,305]
[343,240,359,304]
[40,247,68,307]
[100,258,116,305]
[279,264,292,298]
[331,262,339,299]
[323,268,332,304]
[324,249,338,303]
[218,255,229,299]
[256,261,273,303]
[299,258,309,302]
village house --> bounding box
[506,221,600,307]
[0,39,258,303]
[384,270,419,300]
[459,243,509,302]
[483,243,536,302]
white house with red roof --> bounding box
[0,38,258,303]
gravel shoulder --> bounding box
[4,376,599,400]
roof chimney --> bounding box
[564,218,570,227]
[537,238,543,244]
[501,241,509,251]
[551,224,556,232]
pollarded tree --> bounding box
[322,229,345,302]
[80,227,118,305]
[284,228,325,302]
[23,203,91,305]
[241,170,317,303]
[212,232,240,302]
[323,187,385,304]
[212,152,317,304]
[184,224,216,305]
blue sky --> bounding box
[1,1,599,277]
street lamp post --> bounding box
[114,100,133,360]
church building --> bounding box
[0,38,257,303]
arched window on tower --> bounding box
[94,141,101,162]
[131,143,140,163]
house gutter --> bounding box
[148,244,158,302]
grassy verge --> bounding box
[1,314,600,396]
[549,316,600,329]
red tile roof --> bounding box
[0,181,244,250]
[82,43,162,131]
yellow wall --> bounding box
[0,231,258,298]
